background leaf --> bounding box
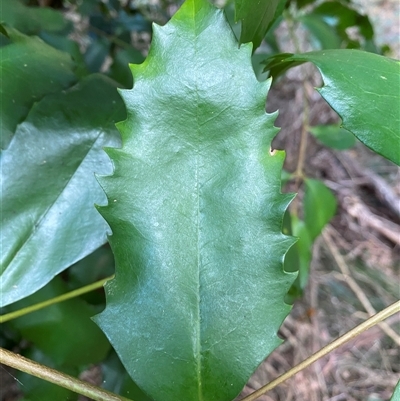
[94,0,295,400]
[265,50,400,165]
[235,0,287,48]
[297,14,341,49]
[4,276,110,367]
[0,0,69,35]
[304,178,337,240]
[0,27,77,148]
[15,348,78,401]
[0,74,124,307]
[309,124,356,150]
[285,215,312,303]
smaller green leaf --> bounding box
[0,24,9,38]
[235,0,287,48]
[263,50,400,165]
[262,52,304,78]
[0,0,69,35]
[282,211,301,303]
[109,48,145,88]
[291,217,312,290]
[285,215,312,303]
[6,277,110,367]
[309,124,356,150]
[312,1,374,42]
[0,26,77,148]
[1,74,124,307]
[298,14,341,49]
[84,37,111,73]
[304,178,337,240]
[391,380,400,401]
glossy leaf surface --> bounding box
[0,75,124,307]
[95,1,295,400]
[304,178,337,241]
[0,27,77,149]
[235,0,285,48]
[264,50,400,165]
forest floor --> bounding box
[238,1,400,400]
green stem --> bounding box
[0,347,132,401]
[240,300,400,401]
[0,276,113,324]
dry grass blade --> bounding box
[240,301,400,401]
[323,227,400,347]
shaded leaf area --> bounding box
[297,1,377,51]
[304,178,337,241]
[101,351,154,401]
[297,14,342,50]
[264,50,400,165]
[4,276,110,367]
[0,0,69,35]
[284,215,311,303]
[0,74,124,307]
[95,0,295,401]
[0,27,77,149]
[234,0,286,49]
[0,24,9,38]
[15,348,78,401]
[2,276,111,401]
[285,180,336,303]
[309,124,356,150]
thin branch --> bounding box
[0,276,113,324]
[240,300,400,401]
[0,347,133,401]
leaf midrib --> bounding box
[192,2,203,400]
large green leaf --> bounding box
[0,74,124,307]
[0,27,77,149]
[94,1,295,401]
[264,50,400,165]
[234,0,287,48]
